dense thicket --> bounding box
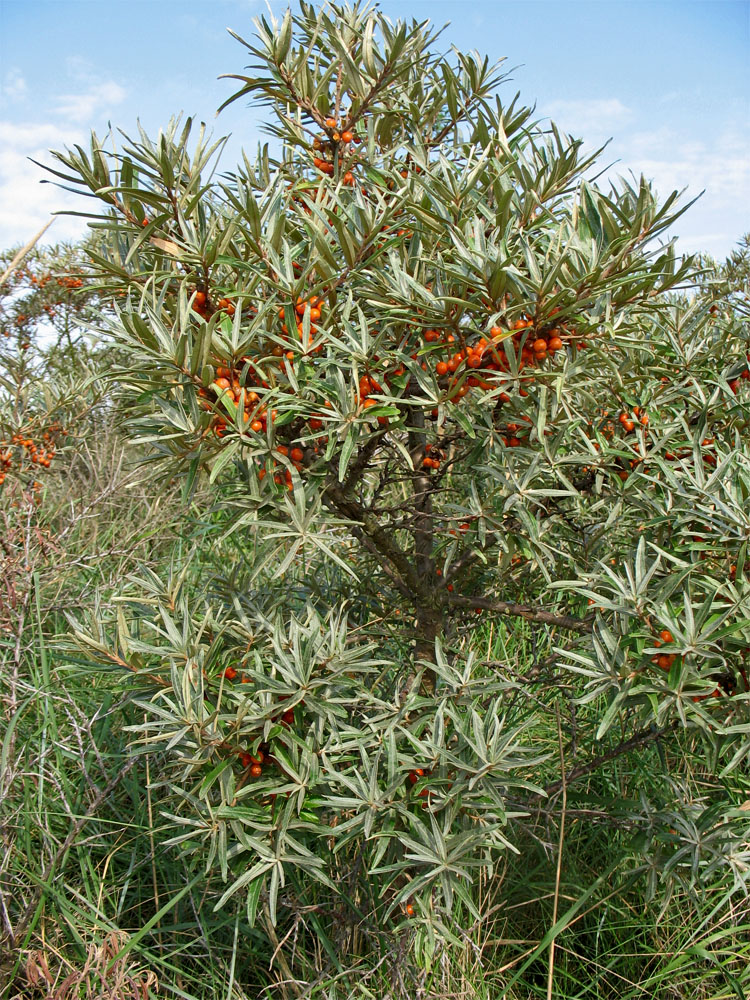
[2,4,749,997]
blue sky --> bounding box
[1,0,748,259]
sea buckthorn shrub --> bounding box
[49,0,750,960]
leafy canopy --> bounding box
[44,0,750,944]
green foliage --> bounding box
[3,1,750,995]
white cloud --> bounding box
[542,98,633,139]
[537,93,750,258]
[0,67,128,247]
[0,121,90,249]
[54,81,127,123]
[0,121,78,148]
[64,55,96,80]
[2,69,28,102]
[600,126,750,256]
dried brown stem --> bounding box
[447,594,593,633]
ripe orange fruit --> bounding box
[405,904,415,917]
[224,667,237,680]
[250,764,263,778]
[659,630,674,643]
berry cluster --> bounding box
[421,315,584,406]
[651,628,679,671]
[277,294,326,355]
[0,424,64,486]
[728,356,750,394]
[56,275,84,290]
[192,289,237,321]
[197,360,275,439]
[218,676,302,782]
[311,116,360,184]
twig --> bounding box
[0,220,55,290]
[536,723,675,801]
[547,702,567,1000]
[447,593,593,633]
[262,902,304,998]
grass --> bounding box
[2,417,750,1000]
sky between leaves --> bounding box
[0,0,748,260]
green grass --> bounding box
[2,428,750,1000]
